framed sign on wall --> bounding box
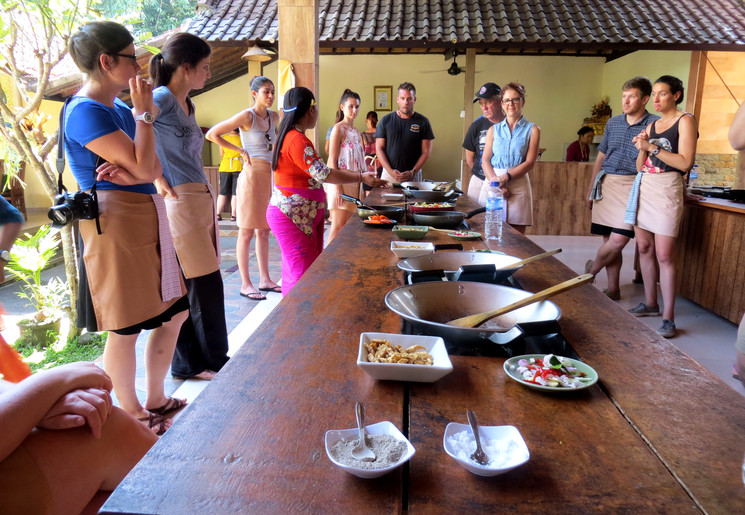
[374,85,392,111]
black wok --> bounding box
[412,207,486,229]
[401,181,462,202]
[398,251,524,283]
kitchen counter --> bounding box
[676,197,745,323]
[102,189,745,513]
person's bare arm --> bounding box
[636,115,697,172]
[0,362,113,461]
[501,125,540,183]
[326,125,344,207]
[206,111,252,165]
[481,126,497,183]
[405,139,433,179]
[729,101,745,151]
[375,137,399,179]
[465,149,475,169]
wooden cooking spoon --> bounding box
[446,274,594,327]
[498,248,561,270]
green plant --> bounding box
[14,331,107,372]
[7,224,68,321]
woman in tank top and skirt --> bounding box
[626,75,698,338]
[206,76,281,300]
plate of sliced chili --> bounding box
[503,354,598,392]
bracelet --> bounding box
[506,171,513,182]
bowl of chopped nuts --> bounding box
[357,332,453,382]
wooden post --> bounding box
[686,51,706,124]
[278,0,318,145]
[461,48,476,192]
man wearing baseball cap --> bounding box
[463,82,504,204]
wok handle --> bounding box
[340,193,362,206]
[447,274,594,328]
[465,206,486,218]
[434,243,464,251]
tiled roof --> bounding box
[188,0,745,51]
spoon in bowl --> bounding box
[352,402,376,462]
[467,409,490,466]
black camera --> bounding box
[48,190,98,226]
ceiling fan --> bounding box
[447,50,465,76]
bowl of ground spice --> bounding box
[325,421,416,478]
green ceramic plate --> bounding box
[447,231,481,240]
[503,354,598,392]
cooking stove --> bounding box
[398,272,580,358]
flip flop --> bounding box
[230,216,236,221]
[172,370,216,381]
[147,397,187,417]
[138,412,169,436]
[240,291,266,300]
[258,286,282,293]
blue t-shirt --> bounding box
[64,96,156,194]
[152,86,206,186]
[490,116,534,169]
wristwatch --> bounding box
[135,112,155,124]
[0,250,10,262]
[650,146,660,156]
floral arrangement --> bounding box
[590,97,612,119]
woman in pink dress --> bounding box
[325,89,365,243]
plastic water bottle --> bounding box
[689,165,699,189]
[485,181,504,242]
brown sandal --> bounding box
[147,396,187,417]
[138,412,169,435]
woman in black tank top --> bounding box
[629,75,698,339]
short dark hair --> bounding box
[622,76,653,98]
[68,21,134,75]
[366,111,378,128]
[577,126,594,136]
[271,87,315,171]
[655,75,685,105]
[398,82,416,96]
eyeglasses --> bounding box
[265,132,272,151]
[501,98,523,106]
[110,53,138,63]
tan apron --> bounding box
[635,172,685,237]
[505,173,533,226]
[591,174,635,232]
[80,190,186,331]
[237,159,271,229]
[164,183,220,279]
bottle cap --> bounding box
[490,181,499,187]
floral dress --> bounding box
[327,123,364,212]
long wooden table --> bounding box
[102,189,745,513]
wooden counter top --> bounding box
[102,189,745,514]
[686,195,745,214]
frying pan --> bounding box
[341,194,406,221]
[412,207,486,229]
[400,181,462,202]
[384,281,561,355]
[398,251,523,283]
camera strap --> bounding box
[57,97,102,235]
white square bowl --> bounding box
[443,422,530,476]
[390,241,435,259]
[357,332,453,383]
[325,420,416,478]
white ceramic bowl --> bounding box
[443,422,530,476]
[390,241,435,259]
[357,332,453,382]
[325,421,416,478]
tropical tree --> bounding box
[0,0,96,338]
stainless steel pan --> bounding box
[385,281,561,355]
[398,251,523,283]
[400,181,461,202]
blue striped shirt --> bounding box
[598,111,659,175]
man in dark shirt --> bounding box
[585,76,659,301]
[375,82,435,183]
[462,82,504,204]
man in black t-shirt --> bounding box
[375,82,435,183]
[462,82,504,204]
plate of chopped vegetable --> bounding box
[363,214,397,227]
[447,230,481,240]
[503,354,598,392]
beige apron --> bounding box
[324,182,361,212]
[80,190,186,331]
[591,174,635,232]
[505,173,533,226]
[635,172,685,237]
[164,183,220,279]
[237,158,271,229]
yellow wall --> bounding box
[600,50,691,120]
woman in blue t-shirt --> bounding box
[65,21,189,435]
[149,33,229,381]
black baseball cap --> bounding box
[473,82,501,103]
